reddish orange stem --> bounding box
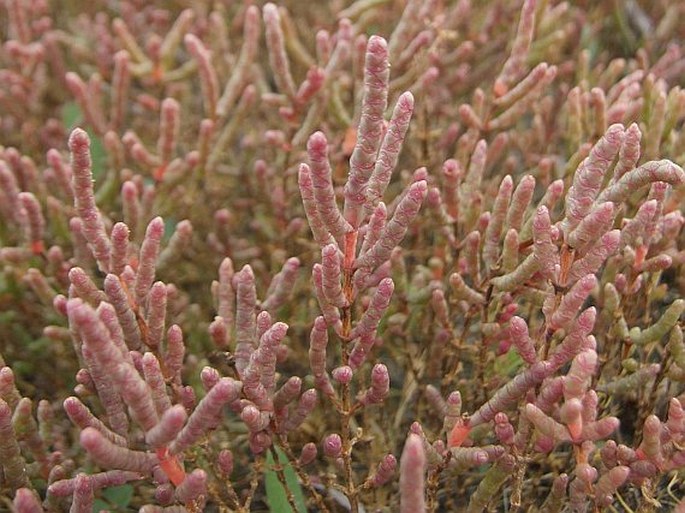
[156,446,186,486]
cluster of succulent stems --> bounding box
[6,0,685,512]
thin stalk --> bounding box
[340,229,359,513]
[269,446,300,513]
[276,434,331,513]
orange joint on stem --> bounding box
[634,244,648,269]
[448,419,471,448]
[343,231,357,270]
[153,163,168,182]
[156,446,186,486]
[567,420,583,442]
[30,240,44,255]
[152,64,164,84]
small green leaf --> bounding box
[101,484,134,508]
[89,134,106,180]
[164,217,178,241]
[493,348,524,378]
[92,498,109,513]
[62,101,81,129]
[265,447,307,513]
[61,101,106,180]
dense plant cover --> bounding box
[3,0,685,511]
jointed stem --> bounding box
[276,434,331,513]
[340,231,359,513]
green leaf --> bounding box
[86,130,106,182]
[101,484,134,508]
[265,447,307,513]
[61,101,106,180]
[164,217,178,241]
[493,348,524,378]
[92,498,109,513]
[61,101,81,129]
